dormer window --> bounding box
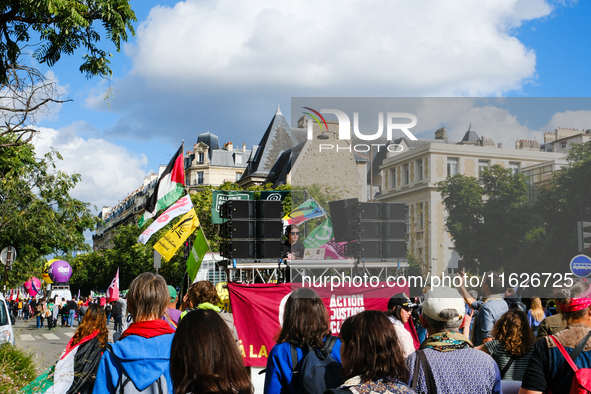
[198,152,204,163]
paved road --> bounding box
[13,316,115,372]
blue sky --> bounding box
[27,0,591,212]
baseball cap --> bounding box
[387,293,417,310]
[421,287,465,322]
[167,285,177,303]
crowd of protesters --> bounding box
[19,270,591,394]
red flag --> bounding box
[106,268,120,303]
[9,289,13,301]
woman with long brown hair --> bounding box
[39,303,108,393]
[170,309,252,394]
[478,309,534,381]
[333,310,415,394]
[264,287,342,394]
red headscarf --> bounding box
[560,298,591,313]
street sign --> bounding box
[0,246,16,266]
[570,254,591,278]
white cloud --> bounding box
[125,0,552,96]
[32,123,149,209]
[542,110,591,133]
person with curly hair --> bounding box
[181,280,238,343]
[330,310,416,394]
[170,309,253,394]
[477,309,534,381]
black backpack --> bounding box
[289,335,343,394]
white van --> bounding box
[48,285,72,302]
[0,293,15,346]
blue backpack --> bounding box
[289,335,343,394]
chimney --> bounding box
[226,141,233,151]
[435,127,447,140]
[242,142,246,152]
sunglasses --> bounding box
[290,232,300,235]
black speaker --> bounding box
[382,240,407,259]
[221,200,256,219]
[359,221,382,238]
[255,241,282,259]
[329,198,359,242]
[381,221,406,239]
[256,221,283,239]
[382,203,406,221]
[256,200,283,219]
[358,202,381,220]
[221,220,256,238]
[350,240,383,259]
[221,240,256,259]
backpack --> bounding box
[105,345,168,394]
[550,331,591,394]
[289,335,343,394]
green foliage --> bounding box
[536,140,591,271]
[438,165,540,273]
[0,140,98,287]
[0,344,37,392]
[0,0,136,83]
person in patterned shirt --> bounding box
[406,287,502,394]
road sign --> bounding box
[570,254,591,278]
[0,246,16,266]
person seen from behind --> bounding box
[163,285,181,329]
[407,287,502,394]
[519,281,591,394]
[527,296,550,337]
[264,287,342,394]
[478,309,534,381]
[93,272,175,394]
[170,309,253,394]
[181,280,237,342]
[328,310,416,394]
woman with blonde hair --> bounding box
[478,309,534,381]
[527,297,549,337]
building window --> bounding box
[235,155,242,165]
[447,158,458,177]
[197,172,204,185]
[390,168,396,189]
[404,163,410,185]
[561,142,567,149]
[478,160,489,175]
[236,172,242,182]
[198,152,204,163]
[417,158,423,181]
[508,162,520,175]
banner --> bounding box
[228,282,412,367]
[283,199,326,226]
[106,268,119,303]
[154,209,200,261]
[138,195,193,244]
[187,228,209,282]
[260,191,290,201]
[303,217,333,249]
[211,191,254,224]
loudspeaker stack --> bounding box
[220,200,283,259]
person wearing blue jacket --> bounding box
[93,272,176,394]
[264,288,342,394]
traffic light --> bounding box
[578,221,591,254]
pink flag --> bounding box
[106,268,120,303]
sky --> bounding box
[26,0,591,215]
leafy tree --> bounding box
[537,140,591,271]
[0,139,98,287]
[438,165,540,273]
[0,0,136,84]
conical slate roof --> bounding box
[461,123,479,143]
[197,131,220,151]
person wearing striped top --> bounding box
[478,309,534,381]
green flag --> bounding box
[187,228,209,282]
[303,217,334,249]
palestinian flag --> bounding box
[20,331,103,394]
[139,144,186,227]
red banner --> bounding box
[228,282,415,367]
